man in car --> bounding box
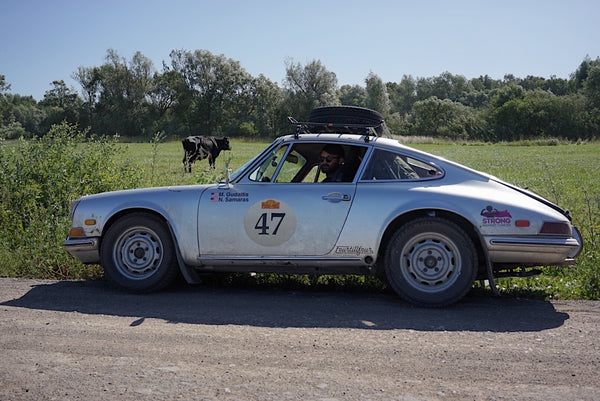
[320,144,345,182]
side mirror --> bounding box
[217,169,231,189]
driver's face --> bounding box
[319,151,341,173]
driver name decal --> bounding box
[244,199,296,246]
[210,191,249,203]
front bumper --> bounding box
[63,237,100,264]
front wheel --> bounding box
[100,213,179,292]
[385,217,477,307]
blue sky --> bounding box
[1,0,599,101]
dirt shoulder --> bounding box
[1,278,599,400]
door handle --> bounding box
[322,192,351,202]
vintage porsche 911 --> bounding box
[63,106,583,306]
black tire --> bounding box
[308,106,384,126]
[384,217,477,307]
[100,212,179,292]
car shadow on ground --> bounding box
[1,280,568,332]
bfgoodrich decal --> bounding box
[335,246,374,255]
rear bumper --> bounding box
[484,234,582,266]
[63,237,100,264]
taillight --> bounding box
[540,222,571,235]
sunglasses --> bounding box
[319,155,339,163]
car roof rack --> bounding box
[287,117,386,142]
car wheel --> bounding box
[100,212,179,292]
[385,217,477,307]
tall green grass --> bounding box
[0,124,143,279]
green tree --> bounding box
[492,90,590,141]
[409,96,480,140]
[0,75,30,139]
[283,59,339,120]
[39,80,81,130]
[545,76,571,96]
[167,49,254,135]
[365,72,390,117]
[339,84,367,107]
[582,65,600,137]
[470,75,498,92]
[387,75,417,115]
[147,69,183,134]
[149,70,180,118]
[0,74,10,94]
[0,94,45,137]
[490,82,525,108]
[0,74,11,128]
[572,56,600,90]
[583,65,600,109]
[94,49,156,137]
[72,65,101,128]
[241,74,283,137]
[415,72,473,105]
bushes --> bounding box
[0,121,28,139]
[0,123,143,279]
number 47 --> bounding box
[255,212,285,235]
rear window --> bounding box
[361,149,442,180]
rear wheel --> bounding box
[100,213,179,292]
[385,217,477,307]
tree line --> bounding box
[1,49,599,141]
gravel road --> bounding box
[1,278,599,400]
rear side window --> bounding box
[361,149,441,180]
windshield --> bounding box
[249,144,290,182]
[229,139,282,181]
[230,158,255,181]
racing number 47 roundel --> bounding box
[244,199,297,246]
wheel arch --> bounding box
[100,207,201,284]
[378,209,487,278]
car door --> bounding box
[197,142,358,256]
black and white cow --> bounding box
[182,136,231,172]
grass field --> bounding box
[124,138,599,300]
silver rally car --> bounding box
[63,106,583,306]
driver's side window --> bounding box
[248,142,368,183]
[274,150,307,182]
